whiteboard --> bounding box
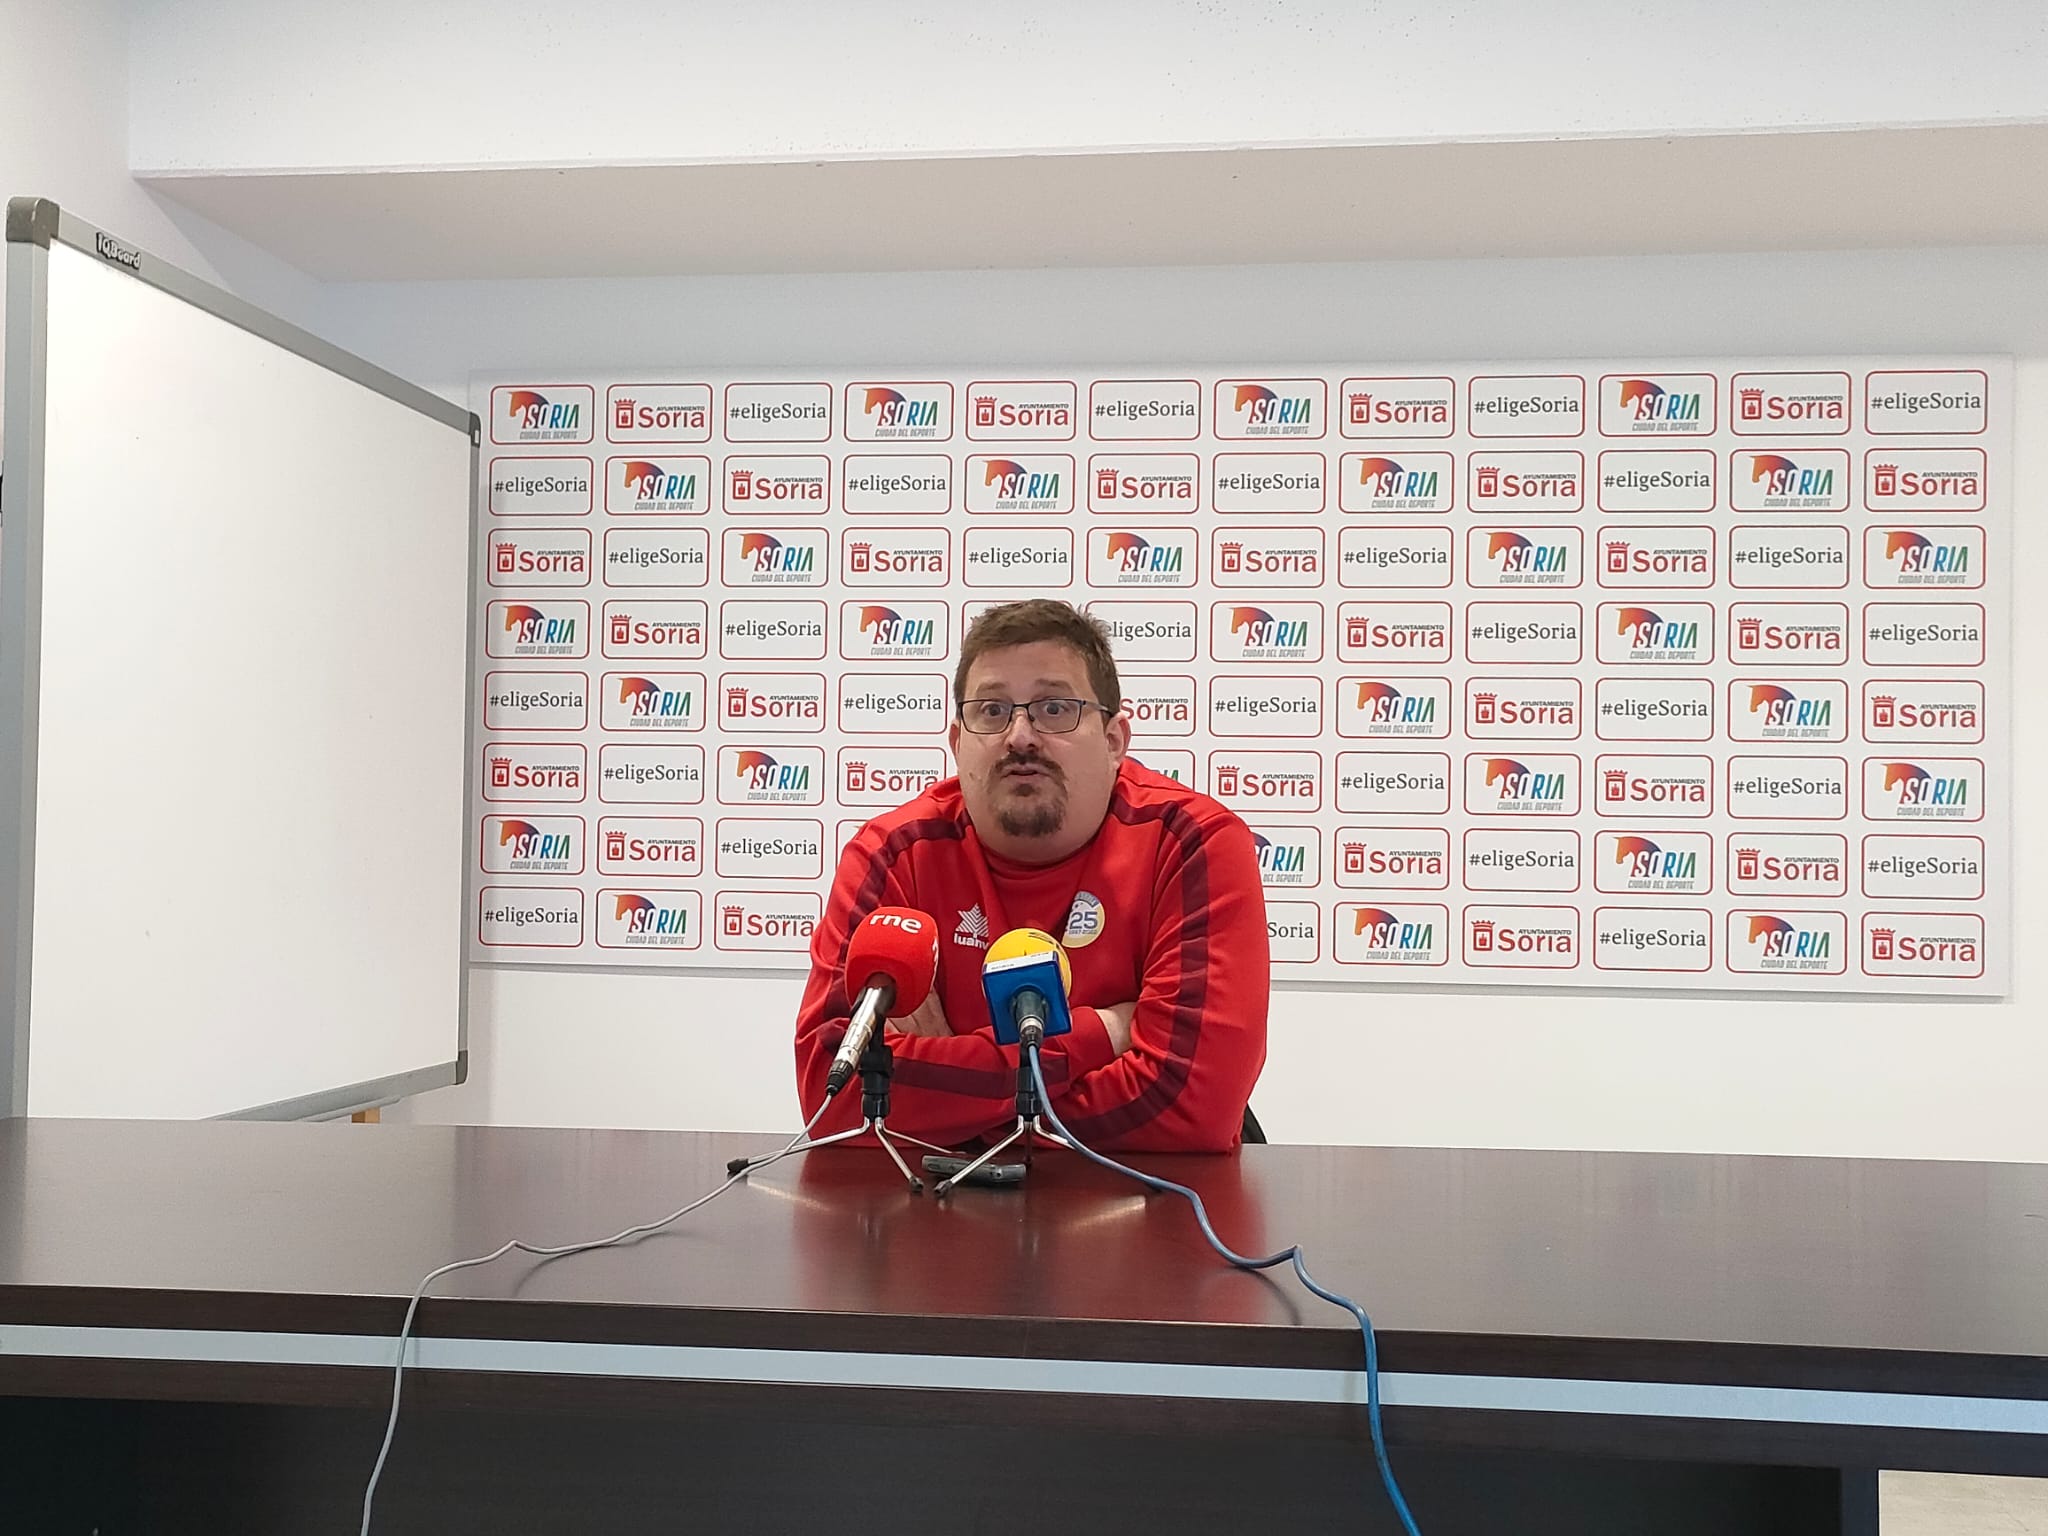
[1,199,475,1118]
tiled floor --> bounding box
[1885,1473,2048,1533]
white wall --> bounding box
[324,242,2048,1161]
[0,0,322,455]
[128,0,2048,172]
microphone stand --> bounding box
[931,1029,1071,1197]
[727,1032,955,1194]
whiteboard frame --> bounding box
[1,197,477,1120]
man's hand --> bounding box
[888,988,952,1039]
[1093,1001,1136,1057]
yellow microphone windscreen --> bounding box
[985,926,1072,990]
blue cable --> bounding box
[1027,1047,1423,1536]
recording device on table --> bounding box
[726,905,956,1191]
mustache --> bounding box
[998,752,1062,779]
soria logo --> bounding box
[1215,378,1325,438]
[1730,372,1850,435]
[493,384,593,444]
[845,382,953,440]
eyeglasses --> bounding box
[957,697,1112,734]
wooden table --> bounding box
[3,1118,2044,1533]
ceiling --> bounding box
[140,124,2048,283]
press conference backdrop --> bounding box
[470,361,2008,996]
[1,200,476,1118]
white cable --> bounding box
[358,1101,831,1535]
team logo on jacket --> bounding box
[1063,892,1105,949]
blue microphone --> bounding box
[980,927,1074,1047]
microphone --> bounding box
[827,907,939,1097]
[980,928,1075,1049]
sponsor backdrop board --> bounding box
[472,361,2008,995]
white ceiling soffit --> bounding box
[139,124,2048,282]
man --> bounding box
[794,599,1268,1152]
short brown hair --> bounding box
[953,599,1122,713]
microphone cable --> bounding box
[1026,1047,1423,1536]
[358,1098,831,1536]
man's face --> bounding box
[949,639,1130,863]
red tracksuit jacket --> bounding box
[794,759,1269,1152]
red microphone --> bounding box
[827,907,939,1096]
